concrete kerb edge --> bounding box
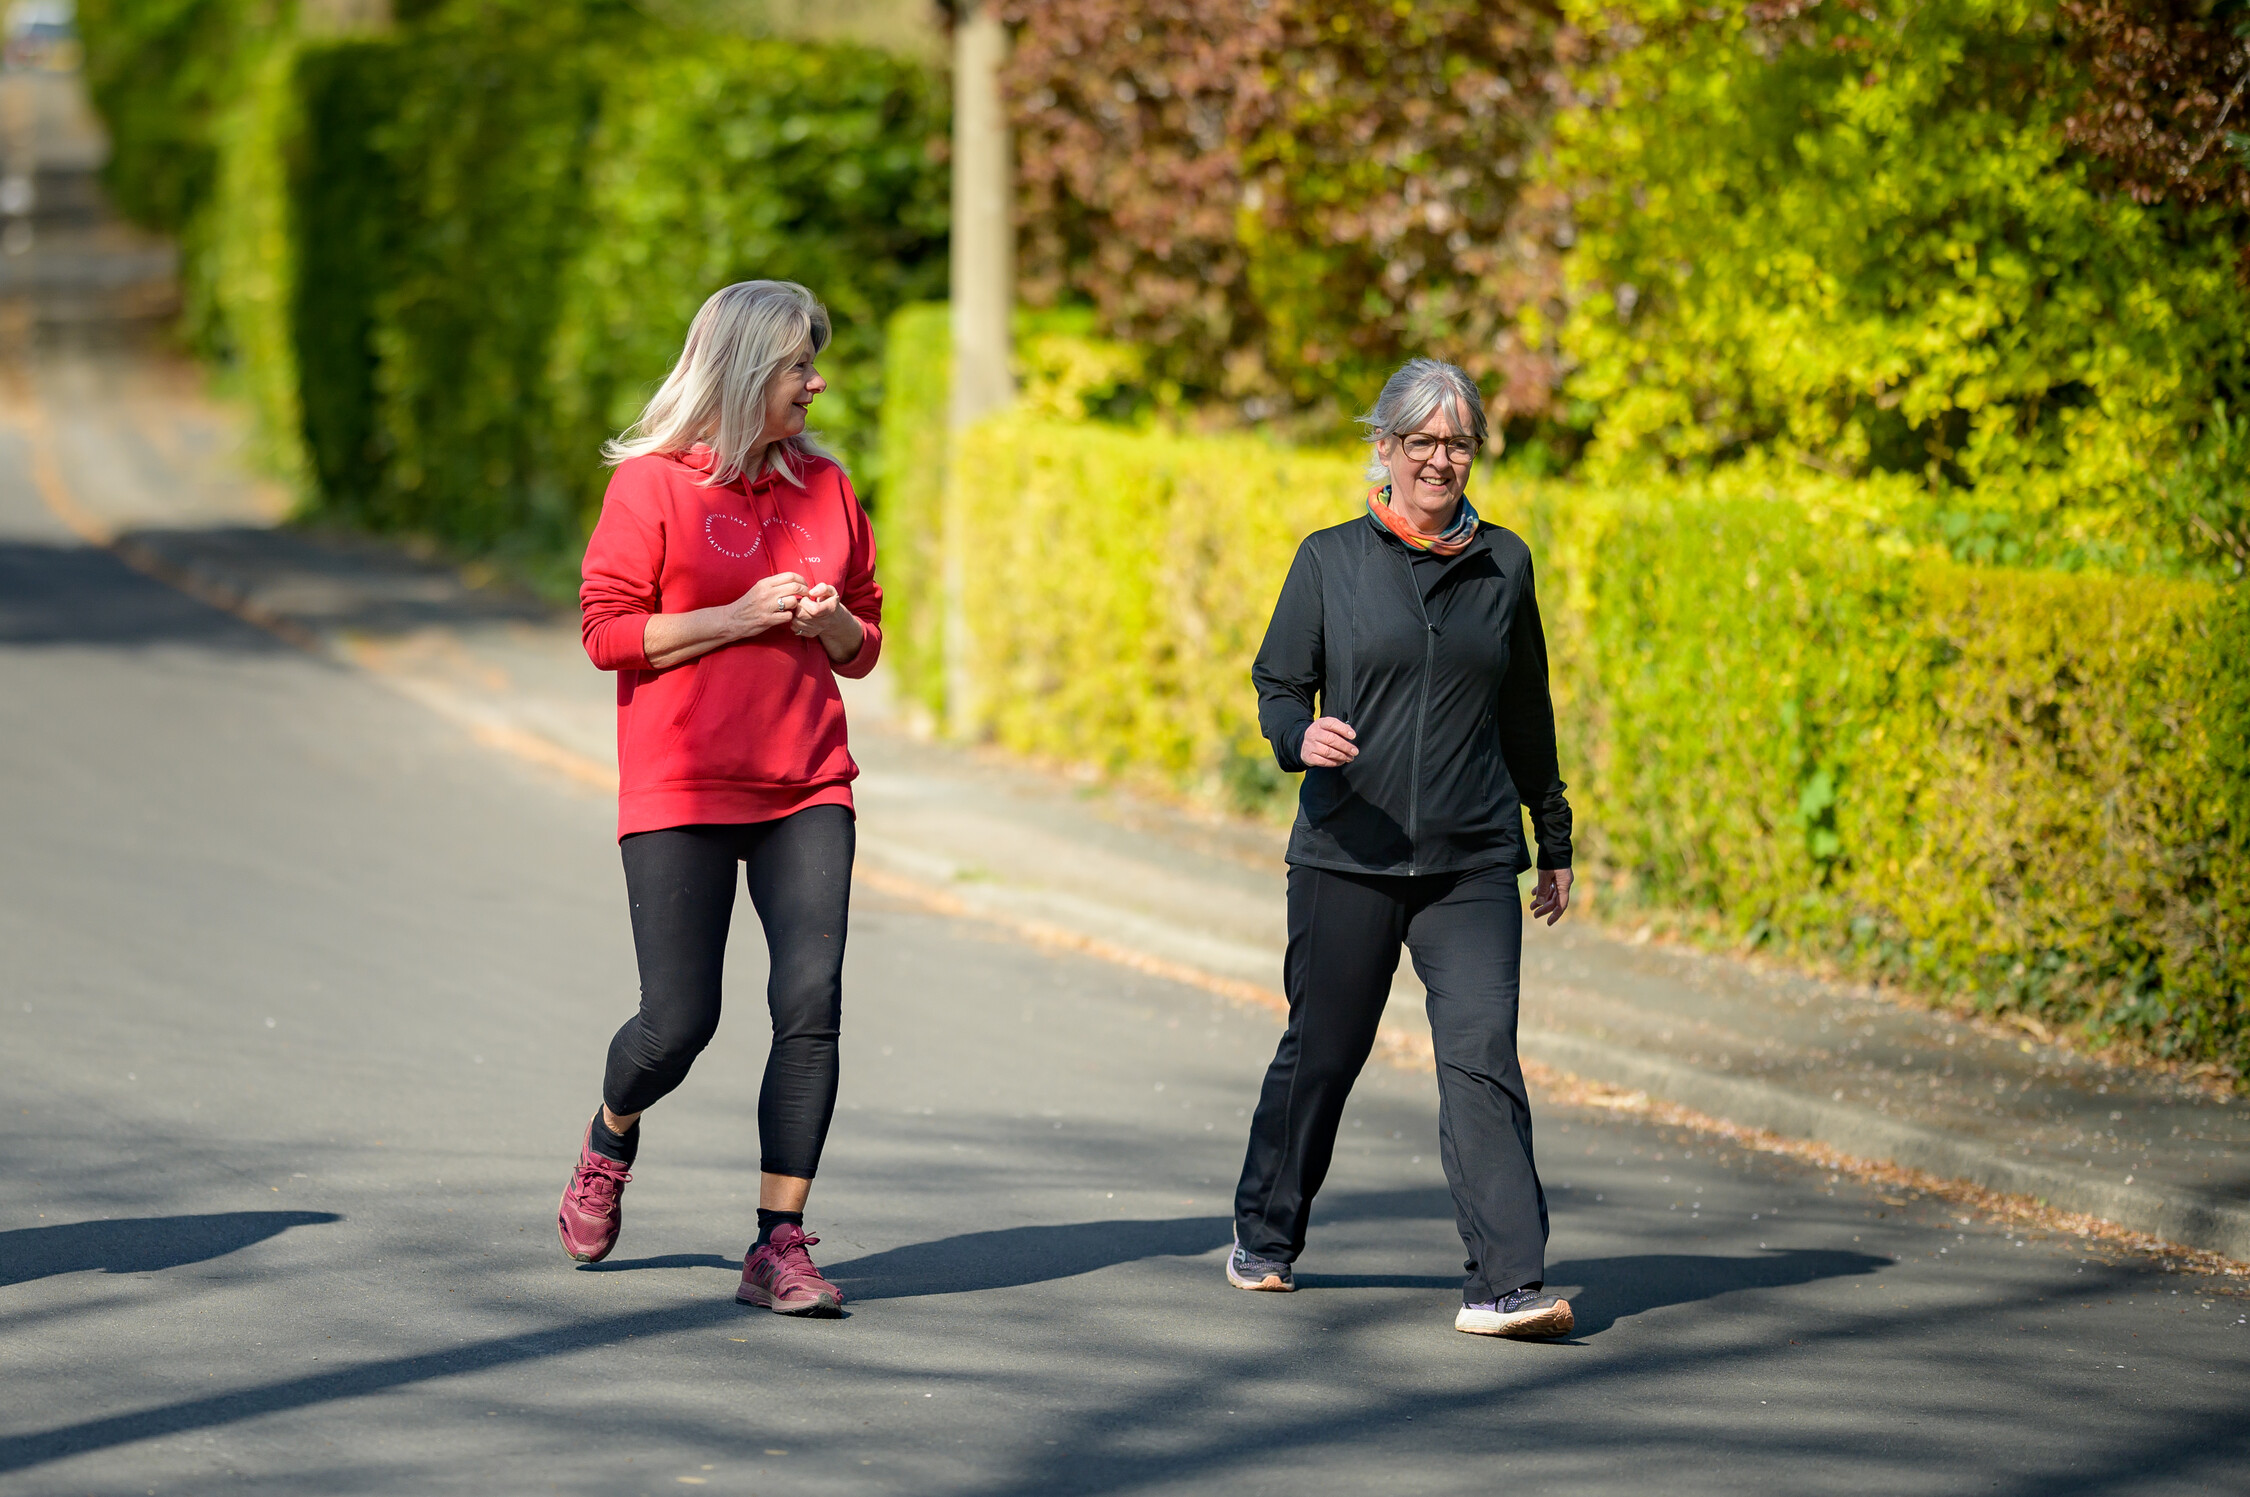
[1525,1030,2250,1262]
[28,430,2249,1268]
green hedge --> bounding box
[77,0,273,236]
[874,359,2247,1068]
[543,32,950,546]
[95,3,948,587]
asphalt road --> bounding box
[3,435,2246,1496]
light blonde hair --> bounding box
[603,280,834,487]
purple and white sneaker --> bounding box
[1225,1235,1294,1292]
[1456,1286,1573,1338]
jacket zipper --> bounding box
[1402,546,1436,874]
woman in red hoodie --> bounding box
[557,280,880,1316]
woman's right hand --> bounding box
[723,571,810,642]
[1300,716,1359,768]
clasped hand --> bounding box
[1299,716,1358,767]
[640,572,859,671]
[726,571,848,645]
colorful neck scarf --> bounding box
[1367,485,1480,556]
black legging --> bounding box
[1234,861,1547,1301]
[602,806,854,1179]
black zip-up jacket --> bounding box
[1253,511,1572,877]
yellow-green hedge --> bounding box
[876,392,2249,1069]
[875,303,952,723]
[1546,477,2245,1066]
[950,414,1362,795]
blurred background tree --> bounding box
[80,0,2250,571]
[2060,0,2250,223]
[1550,0,2250,571]
[78,0,279,232]
[2055,0,2250,569]
[76,0,947,589]
[1001,0,1572,441]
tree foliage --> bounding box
[2059,0,2250,217]
[1000,0,1570,428]
[1551,0,2250,567]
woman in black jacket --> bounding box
[1226,358,1576,1339]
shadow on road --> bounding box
[827,1215,1234,1300]
[0,538,284,651]
[0,1298,740,1476]
[0,526,559,652]
[820,1205,1887,1332]
[577,1252,739,1274]
[106,523,560,637]
[0,1212,2147,1485]
[1291,1272,1460,1289]
[1548,1249,1890,1336]
[0,1211,341,1289]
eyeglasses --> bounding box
[1395,434,1480,463]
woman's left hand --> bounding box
[1530,867,1572,926]
[790,583,865,664]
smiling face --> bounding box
[758,339,827,447]
[1375,399,1478,530]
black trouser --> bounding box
[602,806,853,1179]
[1234,861,1548,1301]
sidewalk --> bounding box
[10,339,2245,1266]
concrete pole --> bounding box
[944,0,1012,739]
[297,0,394,34]
[948,0,1013,430]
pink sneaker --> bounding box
[737,1222,844,1315]
[557,1126,631,1263]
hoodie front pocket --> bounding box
[669,659,712,728]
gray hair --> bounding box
[1358,358,1490,481]
[604,280,834,488]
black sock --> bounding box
[587,1108,638,1166]
[755,1209,804,1246]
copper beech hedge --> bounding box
[877,343,2248,1070]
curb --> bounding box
[1523,1031,2250,1263]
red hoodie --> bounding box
[579,445,883,838]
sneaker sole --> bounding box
[737,1283,844,1317]
[1455,1301,1574,1339]
[1225,1261,1294,1292]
